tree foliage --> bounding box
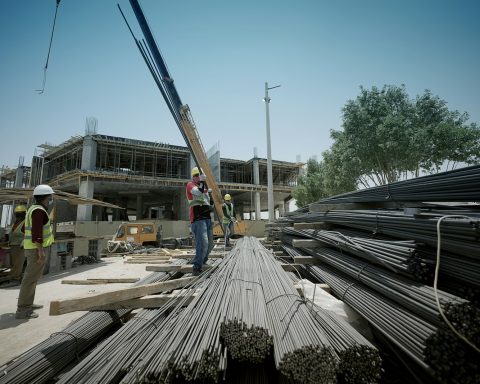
[293,85,480,204]
[332,85,480,186]
[292,158,355,207]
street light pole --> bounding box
[264,82,280,223]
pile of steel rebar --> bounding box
[424,302,480,384]
[281,210,480,258]
[282,227,433,281]
[304,264,437,370]
[302,245,466,326]
[0,271,175,384]
[313,164,480,204]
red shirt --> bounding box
[31,205,49,244]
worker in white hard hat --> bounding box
[222,194,237,247]
[6,204,27,284]
[15,185,55,319]
[186,167,214,276]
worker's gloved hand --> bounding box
[199,174,206,181]
[207,188,212,194]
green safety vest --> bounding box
[222,203,234,224]
[9,220,25,247]
[24,205,54,249]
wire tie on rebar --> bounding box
[357,264,368,281]
[341,283,356,301]
[265,293,302,306]
[228,278,263,288]
[50,332,80,361]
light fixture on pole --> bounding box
[263,82,280,223]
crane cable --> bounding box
[36,0,61,94]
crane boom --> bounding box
[121,0,225,227]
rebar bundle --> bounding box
[303,245,466,326]
[305,264,437,370]
[247,237,337,383]
[283,210,480,258]
[308,306,382,383]
[424,302,480,384]
[314,164,480,204]
[306,264,480,382]
[282,227,433,281]
[219,244,273,363]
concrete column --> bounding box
[253,158,261,221]
[136,194,143,220]
[278,201,285,218]
[14,167,24,188]
[76,136,97,221]
[174,188,189,221]
[77,177,94,221]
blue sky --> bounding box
[0,0,479,169]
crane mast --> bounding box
[120,0,225,227]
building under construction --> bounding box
[19,133,301,223]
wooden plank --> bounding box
[170,253,224,259]
[124,260,171,264]
[90,292,197,310]
[293,222,331,230]
[280,263,301,272]
[61,278,140,285]
[49,276,196,316]
[146,264,213,273]
[293,256,318,265]
[292,239,325,248]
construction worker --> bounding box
[15,185,55,319]
[222,194,237,247]
[7,205,27,284]
[186,167,214,276]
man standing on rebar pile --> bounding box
[6,205,27,285]
[186,167,214,276]
[15,185,55,319]
[222,194,237,247]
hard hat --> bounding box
[14,205,27,213]
[33,184,55,196]
[224,194,231,201]
[191,167,200,177]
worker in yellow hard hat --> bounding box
[186,167,214,276]
[222,194,237,247]
[16,185,55,319]
[6,204,27,285]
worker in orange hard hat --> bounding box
[186,167,214,276]
[16,185,55,319]
[222,194,237,247]
[6,204,27,285]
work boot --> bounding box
[15,310,39,319]
[192,268,202,276]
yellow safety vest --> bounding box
[24,205,54,249]
[8,220,25,247]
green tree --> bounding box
[332,85,480,186]
[292,157,356,207]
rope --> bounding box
[36,0,61,94]
[434,215,479,352]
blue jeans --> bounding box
[191,219,213,270]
